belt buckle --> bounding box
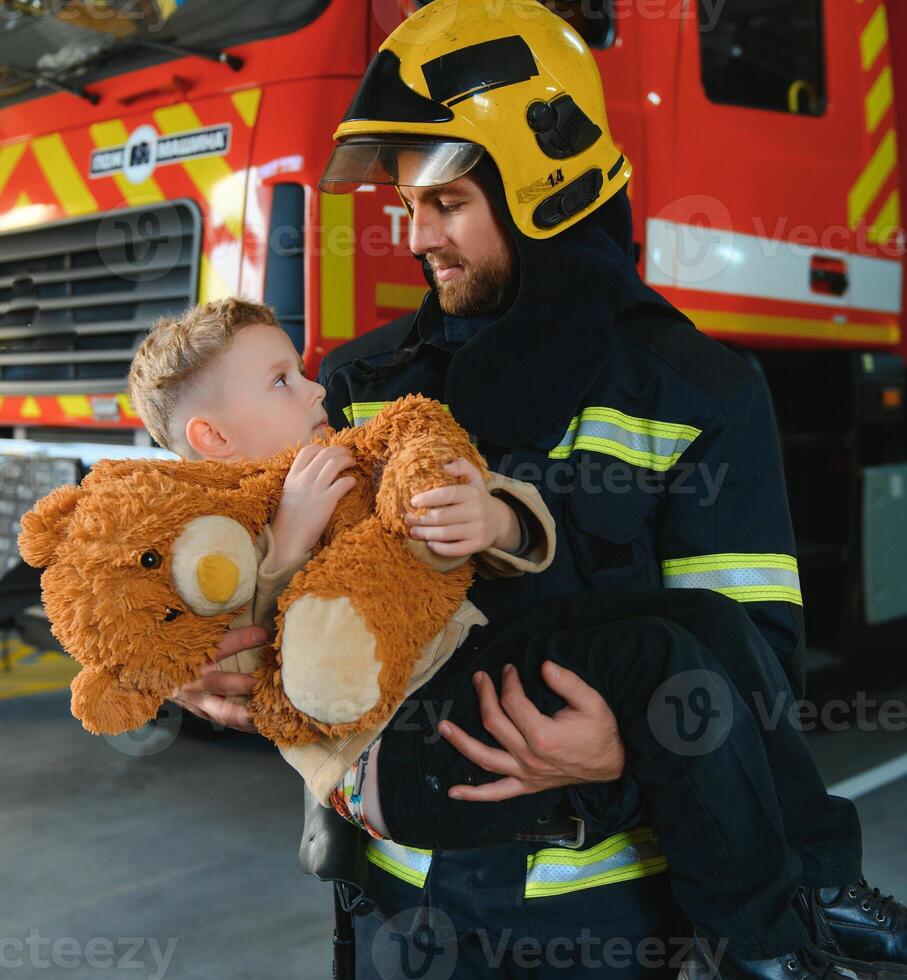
[550,816,586,850]
[516,816,586,849]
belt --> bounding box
[514,798,586,849]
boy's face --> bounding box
[193,322,328,459]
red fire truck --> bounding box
[0,0,903,652]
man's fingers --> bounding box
[195,669,257,698]
[455,673,532,759]
[437,719,524,777]
[497,665,558,752]
[447,776,529,802]
[541,661,612,716]
[168,692,256,733]
[213,626,269,660]
[189,694,257,733]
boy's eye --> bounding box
[273,374,287,387]
[440,203,461,214]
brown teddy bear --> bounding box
[18,394,488,746]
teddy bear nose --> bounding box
[196,554,240,604]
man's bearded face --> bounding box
[401,174,517,317]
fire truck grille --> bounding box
[0,200,201,395]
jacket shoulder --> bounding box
[613,307,761,406]
[318,313,417,383]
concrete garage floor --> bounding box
[3,642,907,980]
[2,682,334,980]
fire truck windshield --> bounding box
[0,0,328,106]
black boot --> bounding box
[797,880,907,976]
[679,935,873,980]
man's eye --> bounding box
[440,203,461,214]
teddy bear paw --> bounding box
[280,595,381,724]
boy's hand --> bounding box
[271,445,357,567]
[405,458,521,558]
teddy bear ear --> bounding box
[18,484,83,568]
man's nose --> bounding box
[408,205,444,255]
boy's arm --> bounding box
[252,524,312,625]
[474,473,556,579]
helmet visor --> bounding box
[319,139,485,193]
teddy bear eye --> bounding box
[140,550,162,569]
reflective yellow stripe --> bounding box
[867,189,901,245]
[321,192,356,339]
[365,840,432,888]
[549,406,701,470]
[341,401,450,426]
[231,88,262,128]
[525,827,667,899]
[198,253,231,304]
[342,401,388,425]
[662,553,803,606]
[21,396,40,419]
[861,4,889,73]
[0,142,26,198]
[153,103,243,238]
[89,119,165,205]
[376,282,427,310]
[31,134,98,216]
[866,65,894,133]
[686,308,901,346]
[365,828,667,896]
[57,395,92,417]
[849,128,897,230]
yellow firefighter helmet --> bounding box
[319,0,631,239]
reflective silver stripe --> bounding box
[525,830,667,898]
[661,554,803,605]
[365,839,432,887]
[549,407,701,470]
[342,401,388,426]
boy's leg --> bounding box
[593,588,861,890]
[382,594,810,958]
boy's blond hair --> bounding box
[128,297,279,453]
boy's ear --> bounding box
[18,484,83,567]
[185,415,232,460]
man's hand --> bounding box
[405,458,521,556]
[438,661,625,801]
[169,625,267,734]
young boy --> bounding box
[127,296,556,802]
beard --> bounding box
[429,245,516,317]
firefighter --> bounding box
[301,0,907,976]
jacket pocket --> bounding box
[566,484,652,575]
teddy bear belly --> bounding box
[280,595,382,724]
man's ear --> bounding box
[185,415,232,460]
[18,484,83,567]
